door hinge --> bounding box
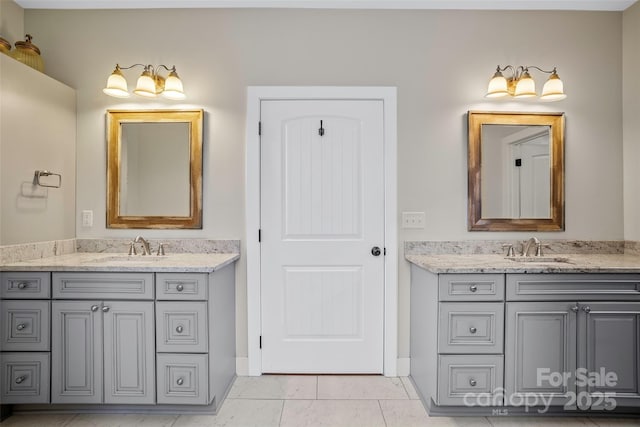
[259,335,262,349]
[515,158,522,167]
[258,229,262,242]
[258,121,262,136]
[384,247,387,256]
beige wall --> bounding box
[0,0,24,44]
[624,2,640,240]
[25,8,624,360]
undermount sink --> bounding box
[505,256,571,263]
[89,255,170,263]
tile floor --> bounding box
[1,376,640,427]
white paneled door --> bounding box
[260,100,385,373]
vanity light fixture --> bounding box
[103,63,186,100]
[485,65,566,102]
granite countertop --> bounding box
[0,252,240,273]
[406,253,640,274]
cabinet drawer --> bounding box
[156,273,208,300]
[157,353,209,405]
[439,274,505,301]
[438,302,504,354]
[506,274,640,301]
[437,355,504,406]
[156,302,208,353]
[1,301,50,351]
[1,352,50,404]
[1,272,50,299]
[52,272,154,299]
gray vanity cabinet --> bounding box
[51,273,155,405]
[581,302,640,406]
[505,274,640,409]
[505,301,578,407]
[0,272,52,404]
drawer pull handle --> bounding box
[469,327,477,334]
[102,306,110,313]
[16,323,27,331]
[177,378,184,386]
[176,325,184,333]
[91,305,100,312]
[176,284,184,292]
[583,306,591,313]
[17,282,28,289]
[469,285,478,292]
[15,376,26,384]
[469,378,477,387]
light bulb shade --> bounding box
[162,70,186,100]
[514,71,536,98]
[103,67,130,98]
[540,72,567,101]
[485,71,509,98]
[133,71,158,98]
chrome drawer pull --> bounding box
[15,376,26,384]
[469,327,477,334]
[17,282,28,289]
[176,284,184,292]
[91,305,100,312]
[177,377,184,386]
[102,306,110,313]
[176,325,184,333]
[469,284,478,292]
[16,323,27,331]
[469,378,477,387]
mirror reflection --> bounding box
[481,124,551,219]
[120,122,190,217]
[467,111,564,231]
[107,109,203,229]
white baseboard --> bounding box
[236,357,249,376]
[397,357,410,377]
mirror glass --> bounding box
[107,109,203,229]
[468,111,564,231]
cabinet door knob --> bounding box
[176,377,184,386]
[469,284,478,292]
[570,305,579,313]
[102,306,110,312]
[469,327,477,334]
[17,282,28,289]
[176,284,184,292]
[469,378,477,387]
[91,305,100,312]
[16,323,27,331]
[583,306,591,313]
[15,375,26,384]
[176,325,184,333]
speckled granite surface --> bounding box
[406,253,640,274]
[0,252,239,272]
[76,238,240,254]
[404,240,625,256]
[0,239,76,265]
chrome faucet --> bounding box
[521,237,540,257]
[134,235,151,255]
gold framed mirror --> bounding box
[468,111,565,231]
[106,109,203,229]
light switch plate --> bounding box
[402,211,425,229]
[81,210,93,227]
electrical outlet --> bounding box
[402,211,425,229]
[81,210,93,227]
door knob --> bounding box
[371,246,382,257]
[102,306,110,312]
